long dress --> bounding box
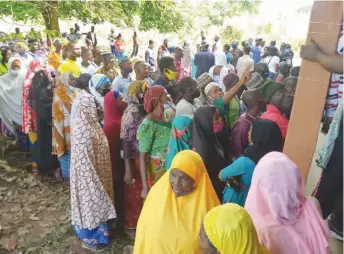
[28,70,59,175]
[70,91,116,250]
[103,91,126,227]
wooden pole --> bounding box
[283,1,343,180]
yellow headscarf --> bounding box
[204,203,270,254]
[134,150,220,254]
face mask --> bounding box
[231,44,238,49]
[213,121,224,133]
[164,68,178,81]
[99,88,111,96]
[124,67,133,74]
[11,69,21,76]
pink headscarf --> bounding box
[245,152,330,254]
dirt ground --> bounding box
[0,141,134,254]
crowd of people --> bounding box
[0,23,342,253]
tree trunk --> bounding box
[40,1,60,37]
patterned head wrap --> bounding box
[143,85,165,113]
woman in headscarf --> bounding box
[137,85,171,199]
[198,203,270,254]
[70,86,116,252]
[222,71,241,127]
[134,150,220,253]
[28,70,59,176]
[52,72,80,180]
[245,152,330,254]
[0,46,12,76]
[192,106,230,199]
[88,73,112,109]
[15,42,30,66]
[119,80,148,237]
[103,90,127,235]
[21,60,42,174]
[220,118,282,206]
[0,57,26,135]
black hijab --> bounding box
[192,106,228,198]
[243,118,283,164]
[28,70,53,121]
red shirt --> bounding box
[260,104,289,139]
[175,57,183,82]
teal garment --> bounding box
[220,156,256,206]
[165,115,193,169]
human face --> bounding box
[11,59,21,70]
[30,42,39,53]
[149,42,155,49]
[169,169,195,197]
[71,44,81,58]
[175,48,184,59]
[98,82,111,96]
[82,50,93,62]
[68,73,77,87]
[190,81,201,98]
[209,86,223,100]
[198,225,218,254]
[137,63,149,79]
[121,60,133,73]
[16,44,25,54]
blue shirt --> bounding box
[251,46,261,64]
[111,73,132,100]
[194,50,215,78]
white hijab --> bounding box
[0,57,27,134]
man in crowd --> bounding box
[97,53,118,82]
[80,48,97,75]
[230,89,266,158]
[108,28,116,56]
[27,39,40,61]
[174,46,184,82]
[11,27,24,41]
[58,41,82,77]
[236,46,254,78]
[134,61,150,82]
[223,44,232,65]
[260,81,290,139]
[152,56,177,87]
[230,40,243,67]
[176,77,202,117]
[86,26,97,47]
[92,48,103,70]
[157,39,171,63]
[48,38,63,69]
[251,38,262,64]
[194,41,215,78]
[27,28,42,43]
[145,40,156,70]
[212,35,220,53]
[111,57,133,100]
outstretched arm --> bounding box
[223,65,252,105]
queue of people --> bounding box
[0,26,341,253]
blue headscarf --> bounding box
[165,115,193,169]
[89,74,111,107]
